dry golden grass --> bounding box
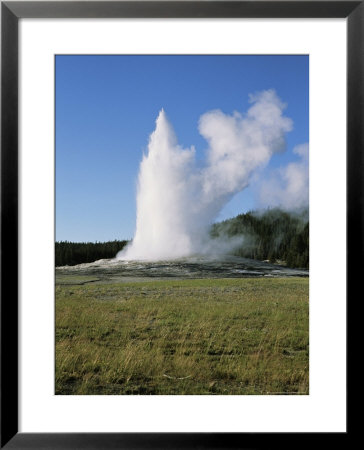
[56,277,308,395]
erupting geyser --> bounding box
[118,90,293,261]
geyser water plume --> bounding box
[118,90,293,260]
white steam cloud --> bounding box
[118,90,293,260]
[257,142,309,210]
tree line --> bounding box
[55,240,128,266]
[211,208,309,269]
[56,208,308,269]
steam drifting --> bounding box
[118,90,293,260]
[257,143,309,210]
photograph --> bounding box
[55,54,309,396]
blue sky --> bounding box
[56,55,308,242]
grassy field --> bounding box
[56,277,309,395]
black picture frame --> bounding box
[1,1,358,448]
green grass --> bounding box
[56,277,309,395]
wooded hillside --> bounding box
[211,208,309,268]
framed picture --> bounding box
[1,1,357,447]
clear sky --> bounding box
[56,55,308,242]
